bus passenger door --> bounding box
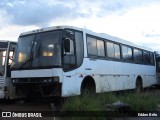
[62,30,84,96]
[62,30,77,96]
[4,42,17,99]
[6,42,16,77]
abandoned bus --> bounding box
[11,26,157,98]
[0,40,16,99]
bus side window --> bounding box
[97,40,105,57]
[143,51,150,64]
[106,42,120,59]
[114,44,120,59]
[122,46,132,61]
[134,49,142,64]
[87,37,97,56]
[75,31,83,67]
[150,52,155,65]
[106,42,114,58]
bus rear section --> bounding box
[0,41,17,99]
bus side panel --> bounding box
[82,58,136,92]
[61,58,157,97]
[62,71,77,97]
[123,62,156,88]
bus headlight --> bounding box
[49,78,53,82]
[54,77,59,82]
[12,79,18,83]
[44,79,47,82]
[42,77,59,83]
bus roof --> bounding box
[0,40,16,49]
[20,26,83,36]
[0,40,11,43]
[0,40,16,43]
[19,25,153,52]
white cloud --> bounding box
[63,3,160,51]
[0,25,38,41]
[0,0,160,51]
[0,10,11,28]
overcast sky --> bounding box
[0,0,160,51]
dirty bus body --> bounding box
[11,26,157,99]
[0,41,16,99]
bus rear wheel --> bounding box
[135,78,143,93]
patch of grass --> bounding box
[63,93,103,111]
[62,92,120,111]
[62,93,107,120]
[118,92,159,111]
[61,91,159,119]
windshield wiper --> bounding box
[18,57,32,69]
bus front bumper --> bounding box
[12,78,62,97]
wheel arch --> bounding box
[136,75,143,87]
[135,75,143,93]
[80,75,96,94]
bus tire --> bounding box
[135,77,143,93]
[81,76,96,95]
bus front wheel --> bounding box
[81,76,96,95]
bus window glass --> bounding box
[97,40,105,57]
[87,37,97,56]
[114,44,120,59]
[143,51,150,64]
[106,42,114,58]
[134,49,139,63]
[33,31,62,67]
[75,32,83,67]
[150,52,155,65]
[128,47,133,61]
[8,51,13,65]
[69,40,74,55]
[17,35,35,63]
[138,50,142,63]
[65,30,75,55]
[122,46,132,61]
[122,46,128,60]
[134,49,142,63]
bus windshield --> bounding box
[12,30,62,69]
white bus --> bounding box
[0,41,17,99]
[11,26,157,98]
